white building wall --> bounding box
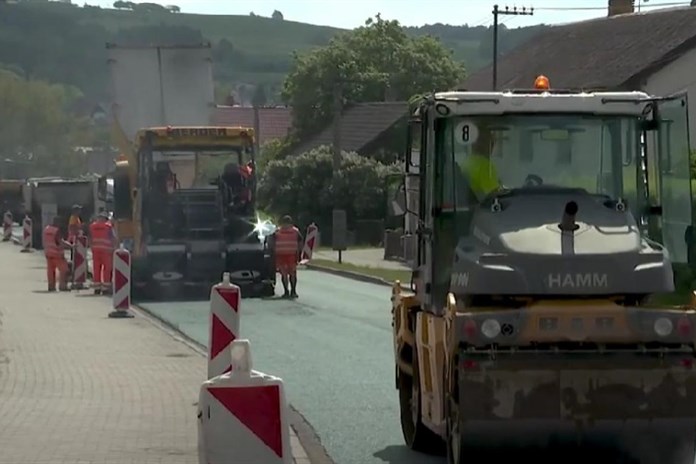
[643,46,696,150]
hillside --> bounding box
[0,1,549,105]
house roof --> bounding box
[210,106,292,146]
[289,101,409,157]
[462,6,696,91]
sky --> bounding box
[86,0,691,29]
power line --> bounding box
[533,1,690,11]
[492,4,534,90]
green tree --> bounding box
[0,71,91,177]
[257,145,400,229]
[271,9,283,20]
[281,14,466,137]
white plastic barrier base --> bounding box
[198,340,292,464]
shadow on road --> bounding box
[373,445,443,464]
[372,443,642,464]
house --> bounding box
[210,106,292,148]
[69,98,108,125]
[462,0,696,148]
[287,101,409,157]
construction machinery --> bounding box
[0,179,25,222]
[391,76,696,463]
[111,126,276,300]
[107,43,275,299]
[22,176,106,249]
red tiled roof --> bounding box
[211,106,292,145]
[288,102,409,157]
[462,6,696,91]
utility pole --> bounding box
[331,80,347,263]
[331,82,343,177]
[492,4,534,90]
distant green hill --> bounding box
[0,1,549,105]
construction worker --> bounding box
[155,162,177,194]
[273,215,303,298]
[89,211,116,295]
[42,216,70,292]
[460,124,503,201]
[67,204,83,244]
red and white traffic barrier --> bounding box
[208,272,241,379]
[109,244,133,318]
[71,234,87,290]
[299,222,318,264]
[20,216,32,252]
[198,340,292,464]
[2,211,11,242]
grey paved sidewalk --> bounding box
[0,242,310,464]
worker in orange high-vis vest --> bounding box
[273,215,303,298]
[89,212,116,295]
[43,216,71,292]
[67,204,83,244]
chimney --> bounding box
[608,0,634,16]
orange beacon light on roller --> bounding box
[534,75,550,89]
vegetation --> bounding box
[0,1,547,105]
[308,258,411,284]
[0,69,92,178]
[256,145,400,230]
[282,15,465,137]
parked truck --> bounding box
[22,176,106,249]
[0,179,25,221]
[391,76,696,463]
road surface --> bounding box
[140,269,443,464]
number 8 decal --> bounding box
[455,120,478,146]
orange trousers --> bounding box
[276,254,298,277]
[92,250,113,287]
[46,256,68,290]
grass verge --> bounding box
[309,259,411,284]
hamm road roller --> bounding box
[391,76,696,463]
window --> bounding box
[437,114,641,212]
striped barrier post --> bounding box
[2,211,11,242]
[299,222,318,264]
[198,340,292,464]
[109,243,133,319]
[71,235,87,290]
[20,216,32,252]
[208,272,241,379]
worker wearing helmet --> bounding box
[89,211,116,295]
[272,215,303,298]
[67,204,83,244]
[460,125,503,202]
[43,215,71,291]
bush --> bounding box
[257,145,400,231]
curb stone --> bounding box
[132,303,336,464]
[304,263,411,291]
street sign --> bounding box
[332,208,347,252]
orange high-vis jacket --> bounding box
[89,221,115,252]
[274,225,301,256]
[68,214,82,241]
[43,225,63,258]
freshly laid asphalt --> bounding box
[140,269,444,464]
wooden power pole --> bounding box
[492,4,534,90]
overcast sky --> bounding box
[85,0,689,29]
